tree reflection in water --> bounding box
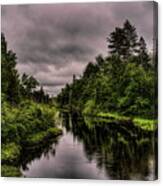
[21,136,60,171]
[62,112,157,180]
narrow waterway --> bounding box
[21,113,157,180]
[21,126,108,179]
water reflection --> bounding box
[62,113,157,180]
[21,112,157,180]
[21,137,60,171]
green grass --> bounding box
[133,118,157,131]
[97,112,130,122]
[85,111,157,131]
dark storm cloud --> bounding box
[1,2,154,95]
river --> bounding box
[20,112,157,180]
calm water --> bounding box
[21,113,157,180]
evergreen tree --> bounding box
[138,36,150,69]
[107,20,138,59]
[1,33,20,104]
[38,86,45,102]
[107,27,125,58]
[21,73,39,98]
[123,20,138,58]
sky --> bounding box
[1,1,155,96]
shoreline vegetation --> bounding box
[90,112,156,131]
[1,100,62,177]
[60,108,157,132]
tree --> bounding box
[107,20,138,59]
[123,20,138,58]
[137,36,150,69]
[107,27,125,58]
[21,73,39,98]
[83,62,98,79]
[1,33,20,104]
[1,33,7,54]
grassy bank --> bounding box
[1,100,62,177]
[83,111,157,132]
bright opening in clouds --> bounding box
[1,2,154,96]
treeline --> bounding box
[1,33,50,105]
[57,20,157,119]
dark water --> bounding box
[21,113,157,180]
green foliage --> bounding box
[82,100,97,115]
[97,112,130,122]
[47,127,62,137]
[20,73,39,98]
[133,118,157,131]
[1,33,50,105]
[25,131,47,145]
[1,33,20,104]
[1,100,58,144]
[1,165,21,177]
[25,128,62,146]
[1,100,62,176]
[138,36,150,69]
[107,20,138,59]
[57,20,157,127]
[1,33,63,177]
[1,143,21,164]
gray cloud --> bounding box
[1,2,155,95]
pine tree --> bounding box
[123,20,138,58]
[107,20,138,59]
[21,73,39,98]
[107,27,125,58]
[1,33,20,104]
[138,36,150,68]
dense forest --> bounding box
[1,33,62,176]
[57,20,157,130]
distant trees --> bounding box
[21,73,39,98]
[32,86,50,104]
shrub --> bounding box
[1,143,21,164]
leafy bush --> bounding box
[1,143,21,164]
[82,100,97,115]
[1,165,21,177]
[47,127,62,137]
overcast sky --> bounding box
[1,1,155,96]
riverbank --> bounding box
[96,112,157,131]
[81,111,157,131]
[60,106,157,132]
[1,100,62,177]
